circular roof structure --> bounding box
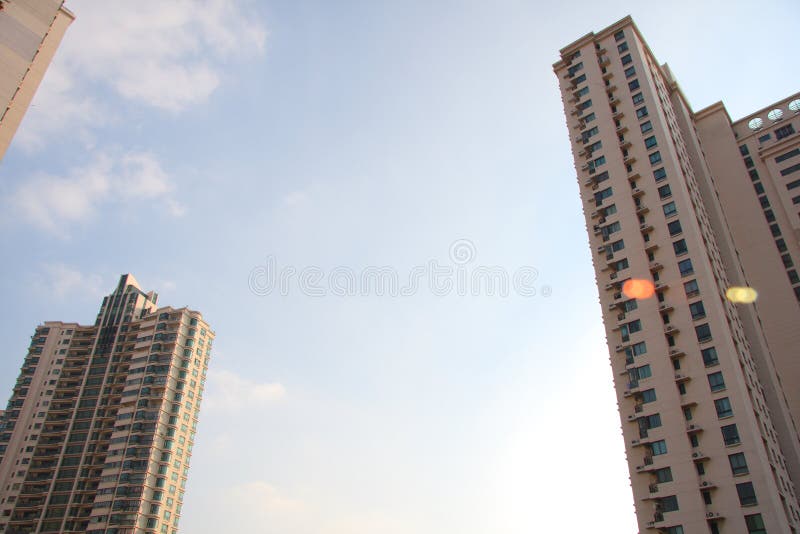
[748,118,763,130]
[789,99,800,113]
[767,108,784,121]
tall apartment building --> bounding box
[554,16,800,534]
[0,0,73,161]
[0,275,214,534]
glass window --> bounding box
[663,202,677,217]
[736,482,757,506]
[673,239,688,255]
[702,347,718,366]
[636,106,648,118]
[649,151,662,165]
[695,323,712,342]
[689,301,705,320]
[660,495,679,512]
[625,66,636,78]
[745,514,766,534]
[684,279,699,297]
[678,259,693,277]
[654,467,672,483]
[621,53,632,65]
[641,121,653,134]
[729,452,748,476]
[715,397,733,418]
[708,371,725,392]
[645,135,657,148]
[628,79,640,91]
[658,184,672,199]
[641,389,657,403]
[632,92,644,105]
[721,424,740,445]
[651,440,667,455]
[614,30,625,41]
[668,220,682,236]
[617,42,629,53]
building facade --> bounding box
[0,0,73,161]
[554,16,800,534]
[0,275,213,534]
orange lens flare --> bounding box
[622,279,655,300]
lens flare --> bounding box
[622,279,655,300]
[726,286,758,304]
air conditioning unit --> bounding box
[701,481,710,487]
[692,451,704,458]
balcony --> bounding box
[669,348,685,358]
[674,373,690,383]
[686,423,702,434]
[635,204,649,215]
[639,222,654,233]
[631,187,645,198]
[598,55,610,66]
[657,302,673,311]
[664,325,679,335]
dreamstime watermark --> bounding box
[247,239,552,298]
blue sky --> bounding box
[0,1,798,532]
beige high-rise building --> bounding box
[554,16,800,534]
[0,275,213,534]
[0,0,73,161]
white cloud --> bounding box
[203,369,286,413]
[34,263,106,299]
[283,190,310,207]
[63,0,265,112]
[15,0,266,150]
[4,151,182,236]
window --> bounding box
[635,364,652,379]
[645,135,657,148]
[641,389,657,403]
[644,413,662,429]
[663,202,677,217]
[636,106,648,118]
[775,123,795,140]
[668,220,682,236]
[591,155,606,168]
[702,347,719,366]
[782,164,800,177]
[745,514,766,534]
[631,340,647,355]
[617,42,629,53]
[749,168,760,181]
[736,482,757,506]
[622,299,639,313]
[721,424,740,445]
[649,151,662,165]
[610,239,625,252]
[739,144,750,156]
[575,86,589,98]
[743,156,754,168]
[693,323,712,344]
[614,29,625,41]
[641,121,653,134]
[702,490,713,505]
[770,223,781,237]
[678,259,693,277]
[781,254,794,268]
[708,371,725,392]
[665,527,684,534]
[620,54,632,65]
[651,440,667,455]
[660,495,679,512]
[715,397,733,418]
[584,112,596,123]
[625,66,636,78]
[689,301,706,320]
[654,467,673,483]
[628,79,640,91]
[764,209,775,222]
[776,147,800,163]
[578,99,593,110]
[776,238,787,253]
[657,184,672,199]
[672,239,688,255]
[594,187,613,206]
[729,453,748,476]
[759,195,770,208]
[753,182,765,195]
